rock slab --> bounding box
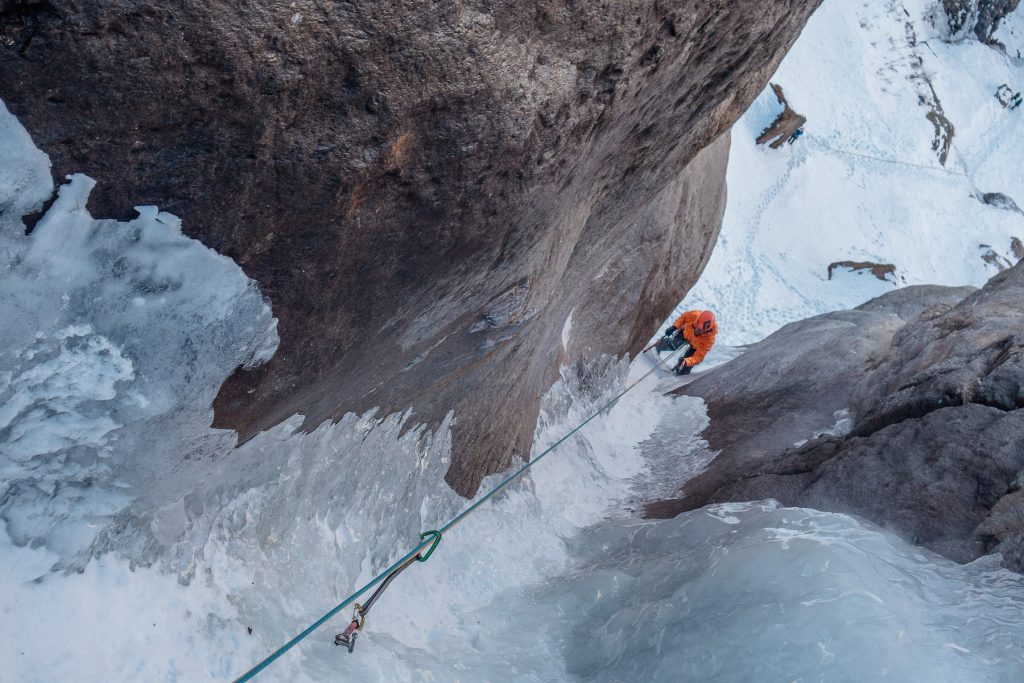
[653,274,1024,573]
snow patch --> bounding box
[674,0,1024,345]
[560,306,574,353]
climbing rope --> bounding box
[812,139,970,178]
[232,342,687,682]
[333,530,441,653]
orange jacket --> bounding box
[672,310,718,367]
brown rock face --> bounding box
[827,260,897,282]
[1,0,820,495]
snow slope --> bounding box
[678,0,1024,345]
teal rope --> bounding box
[233,343,684,682]
[438,344,684,535]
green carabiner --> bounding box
[416,530,442,562]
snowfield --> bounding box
[4,1,1024,681]
[677,0,1024,345]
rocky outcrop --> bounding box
[978,191,1023,213]
[850,266,1024,432]
[1,1,821,494]
[644,308,904,523]
[664,404,1023,564]
[755,83,806,149]
[827,260,896,282]
[650,274,1024,573]
[853,283,979,321]
[943,0,1021,45]
[980,242,1019,271]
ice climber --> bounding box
[659,309,717,376]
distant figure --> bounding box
[787,127,805,144]
[1011,92,1022,110]
[655,310,718,376]
[996,84,1017,108]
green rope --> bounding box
[233,342,685,682]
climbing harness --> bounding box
[334,531,441,653]
[644,328,676,353]
[648,329,695,376]
[233,343,687,682]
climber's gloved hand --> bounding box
[664,326,678,338]
[674,360,693,376]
